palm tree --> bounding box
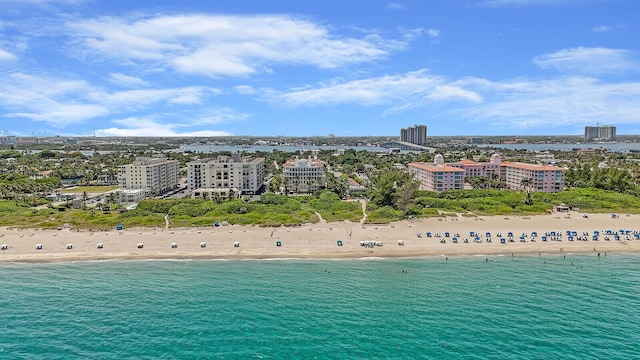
[82,191,89,209]
[520,178,534,205]
[108,192,117,205]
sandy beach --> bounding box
[1,212,640,263]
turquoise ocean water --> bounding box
[1,254,639,359]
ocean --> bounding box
[1,254,639,359]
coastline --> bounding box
[1,212,640,263]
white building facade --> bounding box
[187,153,265,198]
[282,157,326,194]
[117,157,179,195]
[117,189,147,204]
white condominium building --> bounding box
[187,153,265,197]
[282,156,326,194]
[117,157,179,195]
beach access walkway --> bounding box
[360,200,368,224]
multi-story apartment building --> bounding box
[500,162,565,192]
[448,154,501,180]
[282,156,326,194]
[585,125,616,142]
[400,124,427,146]
[410,154,565,193]
[408,155,465,192]
[117,157,179,195]
[187,153,265,198]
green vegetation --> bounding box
[3,142,640,228]
[408,188,640,217]
[3,187,638,229]
[0,190,364,229]
[59,186,120,193]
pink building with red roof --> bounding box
[408,155,465,192]
[409,154,565,193]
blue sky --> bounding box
[0,0,638,137]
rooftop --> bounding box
[408,162,466,173]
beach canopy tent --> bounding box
[116,224,123,230]
[213,222,220,227]
[336,240,343,246]
[276,241,282,247]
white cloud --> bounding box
[479,0,593,5]
[6,104,109,127]
[532,47,637,74]
[65,14,417,77]
[426,85,482,102]
[0,48,17,60]
[0,73,104,127]
[426,29,440,39]
[264,67,640,133]
[264,69,481,109]
[591,24,624,33]
[96,117,232,137]
[0,72,222,127]
[1,0,84,4]
[592,25,610,33]
[109,73,149,87]
[233,85,257,95]
[85,87,218,107]
[387,2,405,10]
[450,76,640,131]
[191,107,250,125]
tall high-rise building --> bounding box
[598,126,616,141]
[585,125,616,142]
[400,124,427,145]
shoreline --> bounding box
[2,212,640,263]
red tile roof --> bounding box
[500,161,565,171]
[409,162,466,173]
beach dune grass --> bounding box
[2,188,640,229]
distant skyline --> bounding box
[0,0,638,137]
